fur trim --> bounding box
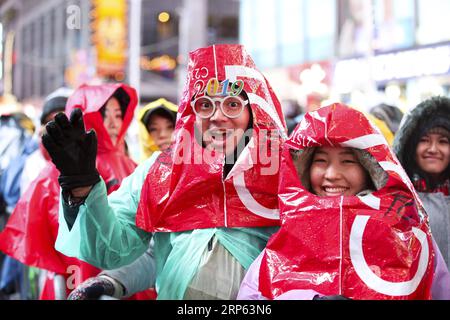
[291,147,388,192]
[393,96,450,189]
[353,149,388,190]
[393,96,450,164]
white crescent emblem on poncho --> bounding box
[233,173,279,220]
[224,65,287,139]
[349,215,429,296]
[224,64,283,220]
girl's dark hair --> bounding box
[100,87,130,119]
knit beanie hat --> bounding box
[141,106,177,127]
[369,103,404,134]
[40,88,73,124]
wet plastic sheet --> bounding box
[136,44,287,232]
[65,84,138,192]
[259,103,434,300]
[0,84,139,297]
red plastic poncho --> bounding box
[258,103,434,300]
[65,83,137,192]
[0,84,138,299]
[136,44,287,232]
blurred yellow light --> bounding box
[114,72,125,81]
[158,12,170,23]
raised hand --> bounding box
[68,276,119,300]
[42,108,100,191]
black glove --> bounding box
[42,108,100,191]
[313,294,352,300]
[68,276,118,300]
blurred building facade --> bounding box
[240,0,450,112]
[0,0,93,107]
[0,0,240,109]
[1,0,449,114]
[139,0,240,103]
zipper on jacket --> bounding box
[222,179,227,228]
[222,157,228,228]
[339,195,344,295]
[208,235,214,251]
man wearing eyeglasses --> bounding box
[191,83,253,172]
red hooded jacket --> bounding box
[0,84,138,299]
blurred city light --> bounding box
[0,0,448,113]
[158,11,170,23]
[0,23,3,81]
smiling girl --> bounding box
[238,103,449,300]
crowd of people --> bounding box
[0,44,448,300]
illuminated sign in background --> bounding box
[333,44,450,93]
[91,0,127,78]
[0,23,3,87]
